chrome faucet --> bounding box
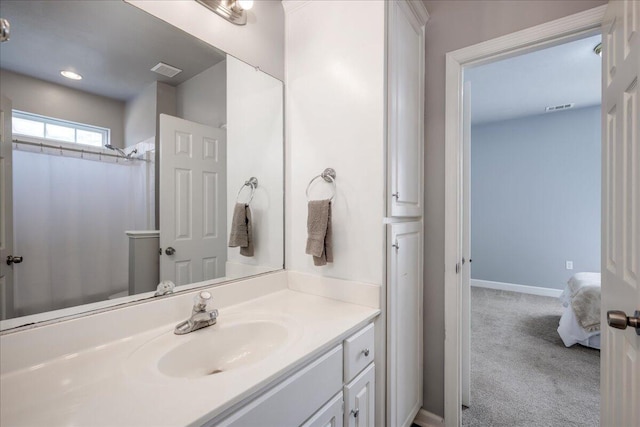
[174,291,219,335]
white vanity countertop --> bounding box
[0,289,379,426]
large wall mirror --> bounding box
[0,0,284,329]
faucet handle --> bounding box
[154,280,175,296]
[193,291,212,311]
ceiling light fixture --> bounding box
[60,70,82,80]
[196,0,253,26]
[593,42,602,57]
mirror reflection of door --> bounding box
[159,115,227,286]
[0,95,15,320]
[0,0,283,326]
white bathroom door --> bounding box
[159,114,227,286]
[0,95,15,319]
[600,1,640,426]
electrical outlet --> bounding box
[566,261,573,270]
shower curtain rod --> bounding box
[12,138,148,162]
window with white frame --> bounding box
[12,110,110,148]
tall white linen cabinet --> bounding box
[284,1,428,426]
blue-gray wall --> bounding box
[471,106,601,290]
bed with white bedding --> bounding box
[557,272,601,349]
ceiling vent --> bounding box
[150,62,182,78]
[545,103,575,113]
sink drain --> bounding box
[208,369,224,375]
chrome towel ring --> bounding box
[237,177,258,204]
[306,168,337,201]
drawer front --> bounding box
[215,345,343,427]
[343,323,375,382]
[301,391,344,427]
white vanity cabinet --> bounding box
[212,323,376,427]
[302,392,344,427]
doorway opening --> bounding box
[438,4,638,426]
[460,33,602,426]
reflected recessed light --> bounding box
[61,70,82,80]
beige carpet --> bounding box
[461,287,600,427]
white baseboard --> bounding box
[413,408,445,427]
[470,279,563,298]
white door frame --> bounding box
[443,5,607,426]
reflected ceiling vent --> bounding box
[151,62,182,78]
[545,103,575,113]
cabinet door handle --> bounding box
[392,192,399,199]
[362,348,370,357]
[392,240,399,251]
[350,409,359,418]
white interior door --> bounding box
[159,114,227,286]
[0,95,14,320]
[601,1,640,426]
[387,221,423,427]
[461,81,471,408]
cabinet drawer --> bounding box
[301,391,344,427]
[343,323,375,382]
[215,345,343,427]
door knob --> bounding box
[607,310,640,335]
[350,409,359,418]
[165,247,176,256]
[6,255,23,265]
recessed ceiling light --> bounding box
[60,70,82,80]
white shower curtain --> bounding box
[12,149,149,316]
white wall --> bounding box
[125,82,157,148]
[0,69,125,147]
[284,4,386,425]
[125,81,177,148]
[176,60,227,129]
[126,0,285,80]
[421,0,608,416]
[285,0,386,286]
[226,56,284,275]
[124,81,176,226]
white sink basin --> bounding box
[126,313,300,380]
[159,321,288,378]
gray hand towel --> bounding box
[240,205,254,257]
[305,199,333,266]
[228,203,254,257]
